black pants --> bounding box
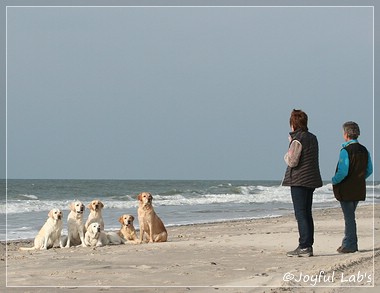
[291,186,315,248]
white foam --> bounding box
[2,183,378,215]
[20,194,38,200]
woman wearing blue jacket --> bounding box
[332,121,373,253]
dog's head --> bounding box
[119,214,135,227]
[88,222,101,237]
[88,200,104,212]
[137,192,153,207]
[48,208,63,221]
[69,200,85,214]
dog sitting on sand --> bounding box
[63,200,86,247]
[137,192,167,243]
[117,214,138,243]
[85,199,104,231]
[20,208,64,251]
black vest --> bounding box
[333,142,369,201]
[282,129,323,189]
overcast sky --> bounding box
[5,5,376,180]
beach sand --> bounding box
[1,204,379,292]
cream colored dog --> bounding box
[65,201,86,247]
[20,208,63,251]
[117,214,138,243]
[84,222,124,247]
[137,192,167,243]
[85,200,104,231]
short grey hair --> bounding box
[343,121,360,139]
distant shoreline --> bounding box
[2,202,378,242]
[2,203,377,244]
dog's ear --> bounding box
[69,202,75,211]
[137,193,142,201]
[131,215,135,221]
[100,201,104,209]
[87,202,93,210]
[118,216,124,224]
[48,209,53,218]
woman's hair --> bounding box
[290,109,308,131]
[343,121,360,139]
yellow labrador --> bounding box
[137,192,167,243]
[20,208,63,251]
[85,200,104,231]
[65,201,86,247]
[84,222,124,247]
[117,214,138,243]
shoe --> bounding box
[287,246,313,257]
[338,247,357,254]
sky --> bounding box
[3,3,377,181]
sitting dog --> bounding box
[85,199,104,231]
[84,222,124,247]
[64,200,86,247]
[137,192,167,243]
[20,209,63,250]
[117,214,138,243]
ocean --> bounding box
[1,179,379,241]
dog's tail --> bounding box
[19,246,37,251]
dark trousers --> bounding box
[340,200,359,251]
[291,186,315,248]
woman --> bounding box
[332,121,372,253]
[282,109,322,257]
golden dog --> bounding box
[117,214,138,243]
[137,192,167,243]
[85,199,104,231]
[20,208,63,250]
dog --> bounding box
[117,214,138,243]
[84,222,124,247]
[137,192,167,243]
[20,208,63,251]
[85,200,104,231]
[64,200,86,247]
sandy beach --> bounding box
[1,204,379,293]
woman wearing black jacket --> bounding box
[282,109,323,257]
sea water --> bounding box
[1,179,379,241]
